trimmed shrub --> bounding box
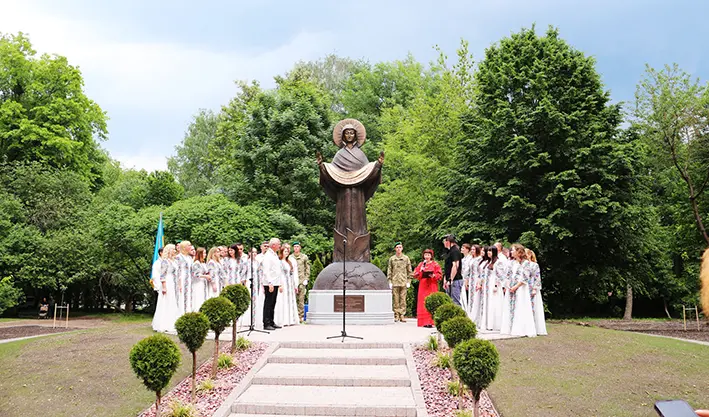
[425,292,452,317]
[200,296,237,378]
[174,312,210,403]
[441,316,477,348]
[220,284,251,353]
[433,303,466,333]
[453,338,501,416]
[129,334,181,417]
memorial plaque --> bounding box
[333,295,365,313]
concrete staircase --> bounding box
[227,342,426,417]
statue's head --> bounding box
[342,127,357,145]
[333,119,366,148]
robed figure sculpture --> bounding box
[313,119,389,291]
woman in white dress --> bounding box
[152,244,180,332]
[206,247,222,299]
[526,248,547,336]
[274,243,299,327]
[239,247,264,329]
[468,245,484,325]
[191,247,210,312]
[501,244,537,337]
[460,244,473,315]
[225,245,238,286]
[485,246,507,332]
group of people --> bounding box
[387,236,547,337]
[150,238,311,333]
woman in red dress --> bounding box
[412,249,443,328]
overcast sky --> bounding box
[2,0,708,172]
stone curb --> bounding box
[212,342,279,417]
[403,343,429,417]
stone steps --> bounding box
[228,342,423,417]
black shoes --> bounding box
[272,325,282,329]
[423,324,433,328]
[264,326,276,330]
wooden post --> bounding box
[66,304,70,328]
[53,304,58,329]
[695,305,700,331]
[683,305,687,331]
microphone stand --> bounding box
[327,238,362,342]
[238,242,269,336]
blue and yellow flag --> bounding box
[149,213,165,288]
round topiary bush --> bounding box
[440,316,477,349]
[425,292,452,317]
[453,338,500,414]
[129,334,181,416]
[174,312,210,403]
[200,296,237,378]
[220,284,251,354]
[433,303,466,333]
[220,284,251,318]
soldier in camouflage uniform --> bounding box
[387,242,412,322]
[291,242,311,323]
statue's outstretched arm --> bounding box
[316,151,323,166]
[378,151,385,165]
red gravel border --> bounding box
[138,342,268,417]
[413,346,499,417]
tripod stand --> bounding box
[237,243,269,336]
[327,239,362,342]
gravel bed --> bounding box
[138,342,268,417]
[413,346,499,417]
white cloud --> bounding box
[0,0,335,167]
[113,151,168,173]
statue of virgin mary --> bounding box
[317,119,384,263]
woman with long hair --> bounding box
[238,247,263,329]
[234,243,248,284]
[484,245,506,331]
[500,244,537,337]
[191,247,209,312]
[152,244,180,332]
[468,244,484,325]
[526,248,547,335]
[225,245,238,286]
[206,247,222,299]
[460,243,473,315]
[412,249,443,328]
[274,243,299,327]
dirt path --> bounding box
[588,319,709,342]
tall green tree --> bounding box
[368,42,473,256]
[450,27,656,315]
[0,32,108,186]
[167,109,220,197]
[634,64,709,247]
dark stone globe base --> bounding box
[312,262,389,291]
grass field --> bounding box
[0,316,215,417]
[489,323,709,417]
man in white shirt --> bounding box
[261,238,283,330]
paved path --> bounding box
[220,341,428,417]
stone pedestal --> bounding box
[308,261,394,325]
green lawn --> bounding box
[489,323,709,417]
[0,319,215,417]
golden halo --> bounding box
[332,118,366,147]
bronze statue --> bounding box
[317,119,384,263]
[313,119,389,291]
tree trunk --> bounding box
[473,397,480,417]
[125,297,133,313]
[156,390,162,417]
[212,334,220,379]
[623,283,633,320]
[690,197,709,246]
[663,298,672,319]
[191,351,197,403]
[231,320,237,354]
